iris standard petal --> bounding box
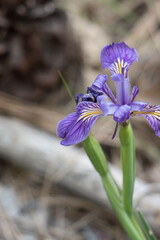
[102,82,117,104]
[57,101,103,146]
[91,74,107,91]
[131,105,160,137]
[100,42,138,76]
[91,74,117,103]
[113,104,131,123]
[111,73,130,105]
[129,86,139,103]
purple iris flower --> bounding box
[57,42,160,146]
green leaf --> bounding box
[136,209,157,240]
[58,71,76,105]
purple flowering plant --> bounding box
[57,42,160,146]
[57,42,158,240]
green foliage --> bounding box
[83,125,149,240]
[83,134,109,176]
[136,209,157,240]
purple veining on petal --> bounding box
[102,82,117,104]
[91,74,117,104]
[142,114,160,137]
[129,86,139,103]
[113,104,131,123]
[131,105,160,137]
[100,42,138,76]
[91,74,107,91]
[57,101,103,146]
[57,112,78,139]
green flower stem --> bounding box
[102,175,146,240]
[119,122,135,215]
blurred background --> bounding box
[0,0,160,239]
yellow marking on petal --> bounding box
[131,111,160,117]
[78,109,103,120]
[117,58,122,74]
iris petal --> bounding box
[111,73,130,105]
[129,101,148,111]
[100,42,138,76]
[97,95,118,115]
[91,74,107,91]
[130,86,139,103]
[57,42,160,144]
[91,74,117,103]
[131,105,160,137]
[102,82,117,104]
[114,105,131,123]
[57,102,103,146]
[57,112,78,139]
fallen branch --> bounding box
[0,92,159,163]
